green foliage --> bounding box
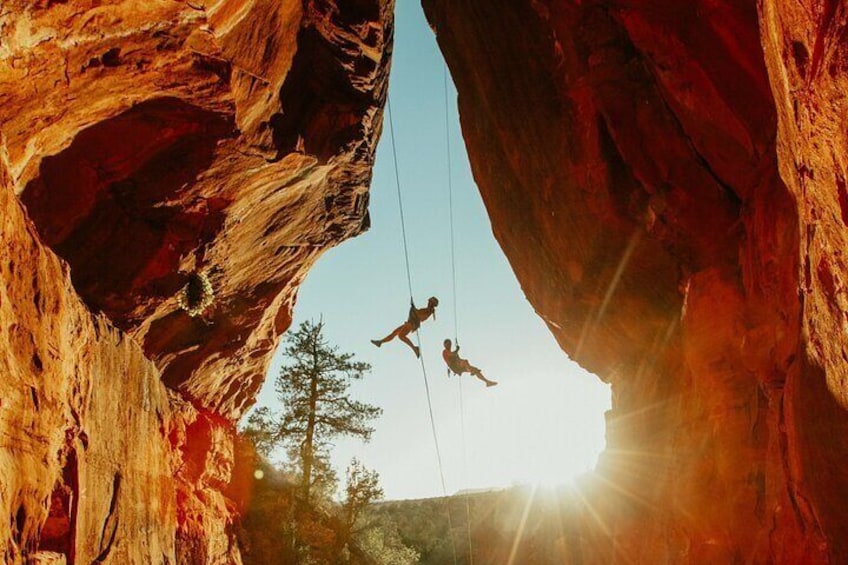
[242,319,382,503]
[366,483,602,565]
[368,497,461,563]
[238,320,415,564]
[237,455,419,565]
[236,461,301,563]
[356,524,420,565]
[343,458,383,529]
[274,319,380,443]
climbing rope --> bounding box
[444,65,474,565]
[444,68,459,344]
[385,94,459,565]
[386,97,415,302]
[457,367,474,564]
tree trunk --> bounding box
[301,358,319,503]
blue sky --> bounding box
[254,1,611,500]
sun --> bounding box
[444,363,611,494]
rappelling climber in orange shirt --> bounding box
[442,339,497,387]
[371,297,439,358]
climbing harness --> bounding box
[407,300,422,331]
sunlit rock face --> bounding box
[0,0,392,561]
[1,157,180,562]
[423,0,848,562]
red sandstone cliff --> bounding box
[0,0,393,561]
[423,0,848,562]
[4,0,847,562]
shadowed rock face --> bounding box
[0,0,393,561]
[423,0,848,562]
[22,99,235,331]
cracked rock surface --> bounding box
[424,0,848,562]
[0,0,393,561]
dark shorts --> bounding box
[448,359,469,374]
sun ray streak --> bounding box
[575,230,643,359]
[507,484,538,565]
[607,396,674,425]
[592,471,658,512]
[571,484,611,538]
[572,480,641,565]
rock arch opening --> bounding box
[249,0,613,513]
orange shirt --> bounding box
[443,348,461,371]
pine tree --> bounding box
[273,319,382,504]
[236,321,420,563]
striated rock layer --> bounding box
[423,0,848,562]
[1,0,393,561]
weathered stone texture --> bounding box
[2,0,392,419]
[1,158,178,562]
[1,0,392,561]
[423,0,847,562]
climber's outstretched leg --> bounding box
[469,366,497,387]
[398,332,420,358]
[372,322,419,358]
[372,322,405,346]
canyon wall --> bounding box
[0,0,393,561]
[3,0,846,562]
[422,0,848,562]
